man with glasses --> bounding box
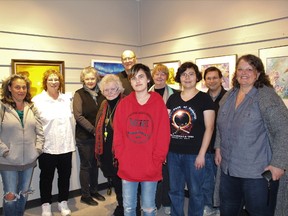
[118,50,137,95]
[203,66,226,216]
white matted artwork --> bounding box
[259,45,288,107]
[153,60,181,90]
[195,55,237,92]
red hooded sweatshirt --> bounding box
[113,91,170,182]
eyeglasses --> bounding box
[205,76,220,81]
[103,87,119,94]
[47,78,59,83]
[154,72,167,78]
[122,57,135,62]
[180,72,195,78]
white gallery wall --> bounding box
[0,0,288,205]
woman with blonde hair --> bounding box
[73,66,106,206]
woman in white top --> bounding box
[32,69,75,216]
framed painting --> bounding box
[153,60,181,90]
[259,45,288,106]
[91,60,124,77]
[195,54,237,91]
[11,59,65,97]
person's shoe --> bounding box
[80,196,98,206]
[91,192,106,201]
[203,206,216,216]
[41,203,52,216]
[215,209,220,216]
[164,206,171,215]
[58,201,71,216]
[113,205,124,216]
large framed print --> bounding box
[153,60,181,90]
[91,60,124,77]
[259,45,288,106]
[195,54,237,91]
[11,59,65,97]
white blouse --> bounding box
[32,90,76,154]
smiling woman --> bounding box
[0,74,44,216]
[32,69,75,216]
[73,66,106,208]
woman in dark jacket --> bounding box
[73,66,105,206]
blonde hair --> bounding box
[152,64,169,81]
[80,66,100,84]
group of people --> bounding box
[0,49,287,216]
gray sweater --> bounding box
[214,86,288,215]
[0,102,44,171]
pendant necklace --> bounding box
[104,100,119,142]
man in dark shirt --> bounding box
[118,50,137,95]
[203,66,227,216]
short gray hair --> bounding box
[98,74,124,94]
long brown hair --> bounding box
[232,54,272,88]
[1,74,32,108]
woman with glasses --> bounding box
[95,74,125,216]
[32,69,76,216]
[73,66,106,206]
[0,74,44,216]
[166,62,215,216]
[113,63,170,216]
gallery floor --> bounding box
[24,189,185,216]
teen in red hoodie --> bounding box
[113,63,170,216]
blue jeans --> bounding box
[168,152,205,216]
[122,180,157,216]
[0,167,34,216]
[202,153,217,207]
[220,172,279,216]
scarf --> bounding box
[83,85,98,103]
[149,85,175,103]
[95,94,124,156]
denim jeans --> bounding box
[122,180,157,216]
[168,152,205,216]
[220,172,279,216]
[202,153,217,207]
[77,138,99,198]
[0,167,34,216]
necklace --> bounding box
[104,100,119,141]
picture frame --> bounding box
[195,54,237,91]
[11,59,65,97]
[153,60,181,90]
[91,59,124,77]
[259,45,288,105]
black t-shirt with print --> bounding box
[166,91,215,154]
